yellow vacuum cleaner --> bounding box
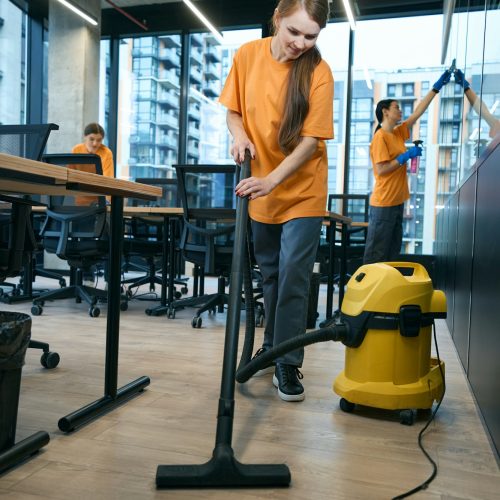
[334,262,446,424]
[237,261,446,425]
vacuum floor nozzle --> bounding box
[156,446,290,488]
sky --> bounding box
[223,10,500,75]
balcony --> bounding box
[188,124,200,139]
[129,134,154,145]
[158,92,179,108]
[204,62,219,81]
[190,67,203,84]
[191,33,203,47]
[158,135,178,149]
[159,49,180,68]
[205,46,221,63]
[202,80,220,98]
[190,50,203,66]
[188,106,201,121]
[157,114,179,129]
[159,36,181,49]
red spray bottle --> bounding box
[410,140,423,175]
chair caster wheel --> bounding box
[59,279,67,288]
[89,306,100,317]
[120,301,128,311]
[167,308,176,319]
[191,316,202,328]
[145,308,152,316]
[31,304,43,316]
[41,351,60,369]
[174,291,182,299]
[339,398,355,413]
[399,409,416,426]
[181,286,188,294]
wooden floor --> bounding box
[0,275,499,499]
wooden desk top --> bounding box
[0,153,162,200]
[325,211,352,225]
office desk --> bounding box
[0,153,161,434]
[122,207,183,317]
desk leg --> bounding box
[146,216,177,317]
[58,196,150,433]
[338,223,347,307]
[0,431,50,474]
[320,220,348,329]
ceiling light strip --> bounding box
[183,0,224,44]
[342,0,356,31]
[57,0,98,26]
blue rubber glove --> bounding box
[432,69,452,92]
[396,146,422,166]
[454,69,470,91]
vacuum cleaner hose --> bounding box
[235,323,349,383]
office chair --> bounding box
[0,194,60,368]
[31,154,117,317]
[122,178,188,299]
[0,123,62,301]
[171,164,237,328]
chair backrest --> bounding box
[174,164,238,274]
[0,124,59,279]
[133,178,179,207]
[41,153,105,208]
[0,124,59,160]
[38,154,108,264]
[328,193,369,245]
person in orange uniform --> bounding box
[363,69,452,264]
[219,0,333,402]
[72,122,114,177]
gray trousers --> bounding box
[251,217,323,367]
[363,204,404,264]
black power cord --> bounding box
[392,322,446,499]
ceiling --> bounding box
[27,1,450,37]
[98,0,446,37]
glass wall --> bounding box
[109,28,261,180]
[446,1,500,182]
[335,6,499,256]
[316,22,350,195]
[0,0,27,124]
[187,28,261,164]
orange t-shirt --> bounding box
[369,121,410,207]
[69,143,114,205]
[71,143,114,178]
[219,37,334,224]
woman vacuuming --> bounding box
[219,0,334,402]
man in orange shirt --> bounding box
[363,69,452,264]
[219,0,333,402]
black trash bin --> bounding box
[0,312,31,453]
[306,272,321,329]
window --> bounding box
[387,84,396,97]
[187,28,261,165]
[0,0,26,124]
[403,83,414,96]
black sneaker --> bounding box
[272,363,305,402]
[251,347,275,377]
